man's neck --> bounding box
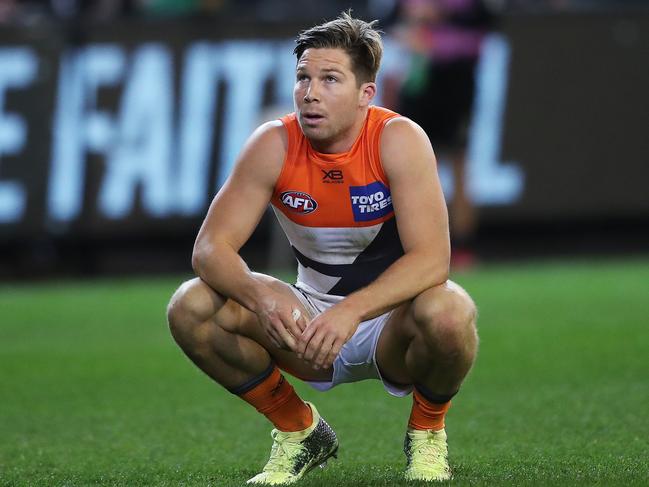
[310,107,370,154]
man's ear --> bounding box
[359,82,377,107]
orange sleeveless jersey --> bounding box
[270,106,405,297]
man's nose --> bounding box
[304,81,320,102]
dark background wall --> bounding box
[0,11,647,278]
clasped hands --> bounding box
[257,296,360,370]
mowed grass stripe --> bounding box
[1,258,648,486]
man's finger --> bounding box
[292,308,307,333]
[271,316,297,351]
[265,326,283,349]
[264,317,286,349]
[303,327,326,363]
[298,319,318,357]
[324,339,343,369]
[314,335,335,368]
[282,311,303,346]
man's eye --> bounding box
[326,76,337,82]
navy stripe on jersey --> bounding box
[292,217,404,296]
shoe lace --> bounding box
[410,433,449,474]
[263,430,302,473]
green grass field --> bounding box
[1,258,648,486]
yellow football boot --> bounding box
[247,402,338,485]
[404,428,452,482]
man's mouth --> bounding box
[303,113,325,123]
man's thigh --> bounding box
[374,280,472,386]
[214,272,333,383]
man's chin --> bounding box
[301,126,329,140]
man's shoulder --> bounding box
[248,119,289,155]
[382,115,427,144]
[233,119,289,185]
[258,118,288,136]
[380,116,435,176]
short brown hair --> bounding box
[294,11,383,84]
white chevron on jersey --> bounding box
[273,208,384,265]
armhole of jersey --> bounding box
[374,113,401,184]
[273,117,294,199]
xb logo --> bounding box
[321,169,344,183]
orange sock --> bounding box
[237,366,313,432]
[408,389,451,431]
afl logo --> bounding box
[280,191,318,214]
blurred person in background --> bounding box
[0,0,18,23]
[499,0,648,12]
[167,11,477,485]
[391,0,493,267]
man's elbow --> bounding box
[434,266,450,286]
[429,254,450,287]
[407,248,449,288]
[191,240,210,276]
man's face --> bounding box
[294,48,371,151]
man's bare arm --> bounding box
[339,117,450,318]
[298,117,450,367]
[192,121,306,349]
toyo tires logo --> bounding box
[349,181,393,222]
[280,191,318,214]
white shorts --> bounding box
[291,282,412,398]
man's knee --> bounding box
[167,277,225,339]
[411,282,477,348]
